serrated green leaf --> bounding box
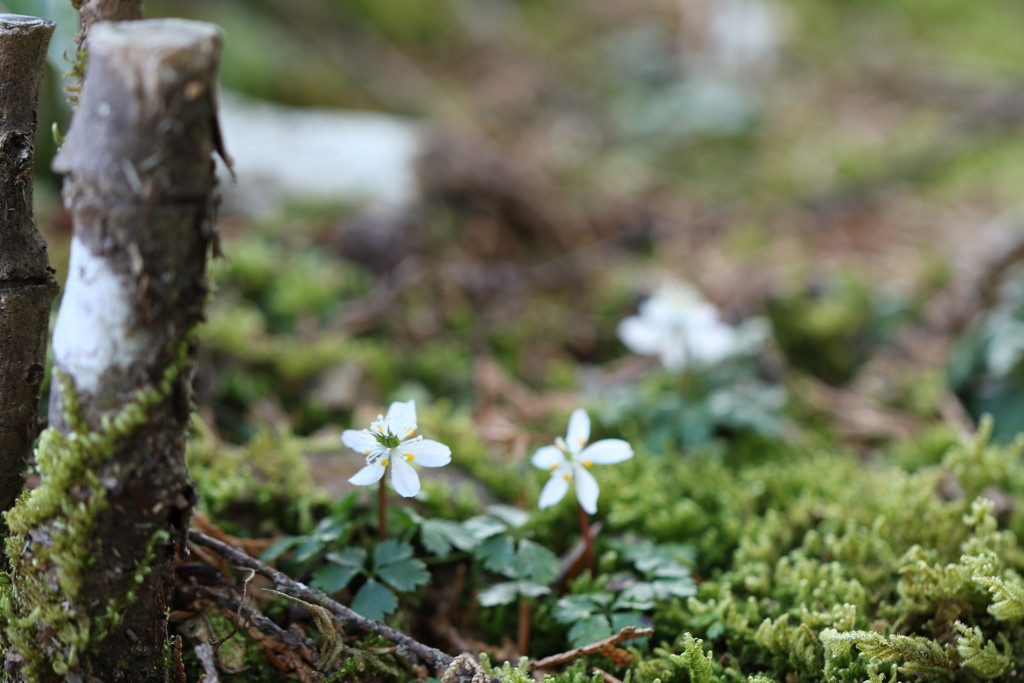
[420,518,479,556]
[325,547,367,569]
[377,557,430,592]
[515,580,551,599]
[351,580,398,621]
[613,593,654,611]
[568,615,612,647]
[651,578,697,599]
[553,596,599,624]
[619,582,656,606]
[260,536,303,563]
[420,521,454,556]
[311,563,361,594]
[514,538,559,584]
[463,515,507,541]
[486,504,529,529]
[373,539,414,567]
[474,535,515,574]
[294,537,327,564]
[478,581,519,607]
[650,562,693,579]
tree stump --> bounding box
[3,19,223,682]
[0,15,58,525]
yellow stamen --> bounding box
[405,428,416,437]
[583,460,593,468]
[549,463,559,471]
[381,459,389,467]
[404,453,414,461]
[562,473,572,482]
[578,437,586,447]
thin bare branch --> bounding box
[530,625,653,672]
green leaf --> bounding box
[294,537,328,564]
[477,580,549,607]
[651,578,697,599]
[514,539,559,584]
[486,504,529,529]
[420,518,479,556]
[351,580,398,621]
[311,563,361,594]
[291,516,350,564]
[377,557,430,592]
[553,595,599,624]
[325,547,367,569]
[568,615,612,647]
[478,581,519,607]
[515,580,551,599]
[463,515,507,541]
[618,577,694,605]
[474,535,515,574]
[260,536,302,563]
[618,582,656,608]
[373,539,414,567]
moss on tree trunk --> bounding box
[2,19,224,682]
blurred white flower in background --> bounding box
[618,281,762,371]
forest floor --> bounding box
[29,1,1024,681]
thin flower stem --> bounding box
[517,596,531,656]
[378,476,388,541]
[577,502,595,574]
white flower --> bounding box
[532,409,633,515]
[344,400,451,498]
[617,281,738,371]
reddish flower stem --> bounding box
[518,596,532,656]
[577,502,595,574]
[378,477,388,541]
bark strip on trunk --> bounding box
[0,15,58,523]
[74,0,144,50]
[4,19,223,682]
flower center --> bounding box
[583,460,593,468]
[404,453,415,461]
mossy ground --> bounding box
[18,0,1024,680]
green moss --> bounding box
[186,420,323,534]
[1,344,190,679]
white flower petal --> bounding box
[391,456,421,497]
[385,400,418,440]
[349,461,387,487]
[687,320,737,365]
[574,466,599,515]
[402,439,451,468]
[566,409,590,454]
[342,429,378,454]
[659,339,689,371]
[537,472,570,510]
[617,316,663,355]
[531,445,565,470]
[580,439,634,465]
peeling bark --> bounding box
[6,19,223,682]
[0,15,58,522]
[74,0,144,51]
